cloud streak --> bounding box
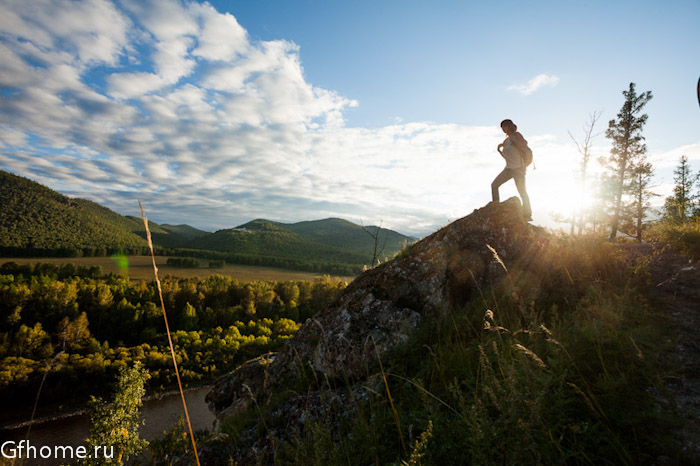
[507,73,560,96]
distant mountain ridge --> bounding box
[187,218,413,266]
[0,170,414,270]
[234,218,413,261]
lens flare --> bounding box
[111,253,129,275]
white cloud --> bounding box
[0,0,130,67]
[190,2,248,61]
[5,2,689,237]
[649,142,700,168]
[507,73,560,96]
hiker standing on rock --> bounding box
[492,119,533,221]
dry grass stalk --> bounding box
[486,244,508,273]
[139,200,200,466]
[513,343,547,369]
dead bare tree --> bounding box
[361,220,389,267]
[569,110,602,235]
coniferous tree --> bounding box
[626,157,657,241]
[662,155,699,223]
[602,83,653,240]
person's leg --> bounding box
[491,169,514,203]
[513,169,532,218]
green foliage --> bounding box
[208,260,225,268]
[0,266,346,423]
[166,257,200,268]
[173,248,363,276]
[601,82,653,240]
[650,155,700,258]
[147,416,210,465]
[82,362,149,465]
[662,155,700,223]
[0,171,147,254]
[56,311,91,351]
[648,221,700,259]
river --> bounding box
[1,386,216,465]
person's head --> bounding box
[500,119,517,135]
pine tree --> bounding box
[603,83,653,240]
[627,157,657,241]
[662,155,699,223]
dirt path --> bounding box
[622,242,700,461]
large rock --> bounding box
[206,198,534,422]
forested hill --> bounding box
[0,170,205,254]
[0,170,414,269]
[186,220,370,266]
[123,216,209,249]
[258,218,414,258]
[187,218,414,265]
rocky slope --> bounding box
[202,198,538,462]
[621,242,700,461]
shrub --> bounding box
[166,257,200,268]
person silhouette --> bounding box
[492,119,532,221]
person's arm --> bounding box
[497,142,505,158]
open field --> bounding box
[0,256,355,282]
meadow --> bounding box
[0,256,353,283]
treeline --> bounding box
[0,245,155,258]
[171,248,363,276]
[166,257,200,268]
[0,263,347,423]
[0,261,104,279]
[0,247,363,275]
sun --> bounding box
[530,177,596,224]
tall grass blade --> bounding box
[139,200,200,466]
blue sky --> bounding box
[0,0,698,236]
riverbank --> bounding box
[1,386,215,466]
[1,384,212,431]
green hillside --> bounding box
[0,171,148,254]
[0,169,412,272]
[160,224,209,241]
[0,171,204,255]
[187,220,369,265]
[124,216,209,248]
[245,218,414,261]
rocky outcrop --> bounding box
[206,198,535,425]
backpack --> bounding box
[520,144,533,167]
